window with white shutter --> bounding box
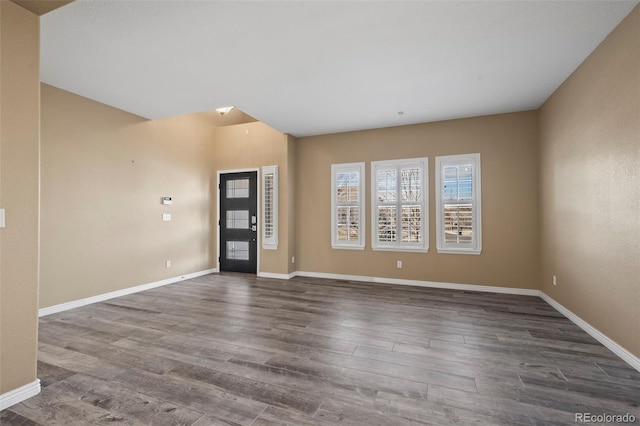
[262,166,278,249]
[371,158,428,252]
[331,162,365,249]
[435,153,482,254]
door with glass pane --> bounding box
[220,171,257,273]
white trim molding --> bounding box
[39,268,217,317]
[0,379,41,411]
[540,292,640,373]
[293,271,538,296]
[34,265,640,374]
[257,271,297,280]
[291,271,640,372]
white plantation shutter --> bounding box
[331,163,365,249]
[371,158,428,252]
[436,154,482,254]
[262,166,278,249]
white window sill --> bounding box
[372,246,428,253]
[332,245,365,250]
[436,248,482,255]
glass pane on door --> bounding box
[226,210,250,229]
[226,241,250,260]
[226,179,249,198]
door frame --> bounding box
[216,167,261,274]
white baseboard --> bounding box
[257,271,297,280]
[539,292,640,373]
[293,271,639,372]
[35,266,640,373]
[0,379,40,411]
[39,268,218,317]
[293,270,540,296]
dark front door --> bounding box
[220,171,258,273]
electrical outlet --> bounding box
[397,260,403,269]
[166,260,171,268]
[291,256,295,264]
[553,275,557,286]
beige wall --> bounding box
[2,3,637,403]
[287,135,297,274]
[0,0,40,393]
[296,111,539,289]
[40,85,296,306]
[539,6,640,357]
[210,122,293,275]
[40,84,217,308]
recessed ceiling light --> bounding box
[216,106,234,116]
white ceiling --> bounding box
[41,1,638,137]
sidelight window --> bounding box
[262,166,278,249]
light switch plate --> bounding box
[0,209,5,228]
[162,213,171,221]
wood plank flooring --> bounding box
[2,273,639,425]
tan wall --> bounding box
[287,135,297,274]
[539,5,640,357]
[40,84,217,308]
[296,111,539,289]
[0,0,40,393]
[210,122,292,275]
[3,3,636,402]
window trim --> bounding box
[435,153,482,255]
[331,162,365,250]
[261,165,278,250]
[371,157,428,253]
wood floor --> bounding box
[2,273,639,425]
